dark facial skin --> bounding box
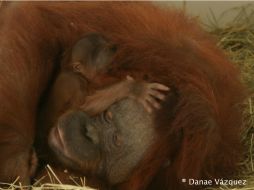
[70,33,116,80]
[48,99,156,184]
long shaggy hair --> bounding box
[0,2,246,190]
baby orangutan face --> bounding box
[70,33,116,80]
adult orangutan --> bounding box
[0,2,246,190]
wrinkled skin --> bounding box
[48,99,156,184]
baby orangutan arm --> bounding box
[80,76,170,115]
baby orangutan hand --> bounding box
[126,75,170,113]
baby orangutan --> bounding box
[52,33,170,117]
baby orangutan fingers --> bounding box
[141,82,170,111]
[148,89,166,100]
[146,95,161,109]
[137,92,162,113]
[149,83,170,91]
[144,82,170,102]
[139,99,153,113]
[128,80,170,113]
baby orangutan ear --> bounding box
[72,61,82,72]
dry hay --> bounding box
[0,165,96,190]
[204,4,254,190]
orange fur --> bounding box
[0,2,246,190]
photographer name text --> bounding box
[181,178,247,186]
